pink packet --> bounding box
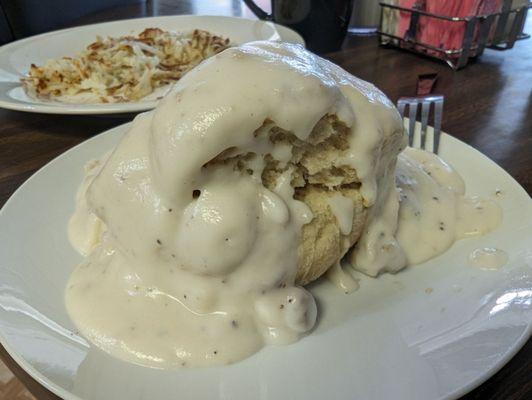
[396,0,426,39]
[418,0,502,58]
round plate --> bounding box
[0,15,304,115]
[0,123,530,400]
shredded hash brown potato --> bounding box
[21,28,231,103]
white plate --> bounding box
[0,15,304,115]
[0,123,531,400]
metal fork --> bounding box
[397,95,444,154]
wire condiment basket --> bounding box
[378,0,531,69]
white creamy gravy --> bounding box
[348,147,501,276]
[396,147,502,265]
[66,41,403,368]
[327,194,355,235]
[326,261,359,294]
[469,248,508,270]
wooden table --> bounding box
[0,1,530,399]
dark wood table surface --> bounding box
[0,1,530,399]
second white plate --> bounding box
[0,15,304,115]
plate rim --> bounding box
[0,123,530,400]
[0,15,304,115]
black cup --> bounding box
[243,0,354,53]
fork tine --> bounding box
[397,101,406,119]
[419,100,431,150]
[433,99,443,154]
[407,102,418,147]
